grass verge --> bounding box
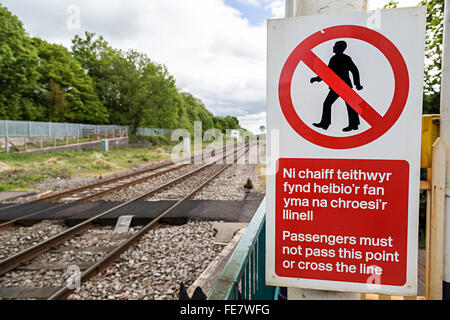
[0,145,172,192]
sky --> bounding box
[1,0,420,133]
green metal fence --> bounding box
[0,120,169,138]
[208,197,278,300]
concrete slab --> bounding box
[188,228,247,298]
[213,222,248,244]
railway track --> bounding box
[0,143,249,300]
[0,144,232,232]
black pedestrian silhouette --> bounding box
[310,41,363,132]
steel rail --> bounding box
[0,144,246,277]
[0,162,172,213]
[0,164,185,232]
[48,163,233,300]
[49,144,249,300]
[0,144,221,212]
[0,145,227,231]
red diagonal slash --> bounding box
[301,49,383,127]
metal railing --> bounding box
[0,120,169,138]
[208,197,278,300]
[0,120,128,138]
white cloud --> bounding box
[234,0,262,7]
[4,0,420,133]
[265,0,285,18]
[238,111,267,134]
[2,0,268,132]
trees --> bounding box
[139,62,182,131]
[0,4,244,133]
[385,0,444,114]
[72,32,183,133]
[0,4,39,120]
[419,0,444,114]
[72,32,126,125]
[31,38,108,124]
[0,6,107,124]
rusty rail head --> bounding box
[48,145,249,300]
[0,143,230,219]
[0,143,248,280]
[0,162,213,277]
[48,163,233,300]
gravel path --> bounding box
[69,221,222,300]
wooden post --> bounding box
[40,136,43,150]
[425,168,432,299]
[54,135,56,147]
[426,138,446,300]
[24,137,27,151]
[77,130,80,144]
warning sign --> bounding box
[278,25,410,149]
[266,8,426,296]
[275,158,409,285]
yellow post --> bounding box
[421,115,440,169]
[426,138,446,299]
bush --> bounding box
[244,178,253,190]
[129,134,175,146]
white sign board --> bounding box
[266,8,426,295]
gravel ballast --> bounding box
[0,226,136,290]
[0,221,67,260]
[69,221,222,300]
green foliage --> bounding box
[72,32,241,133]
[0,3,39,120]
[0,146,172,191]
[213,116,241,133]
[384,0,443,114]
[244,178,254,190]
[31,38,108,123]
[383,0,399,8]
[419,0,444,114]
[129,134,175,146]
[0,5,243,132]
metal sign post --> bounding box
[440,0,450,300]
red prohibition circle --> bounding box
[278,25,410,149]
